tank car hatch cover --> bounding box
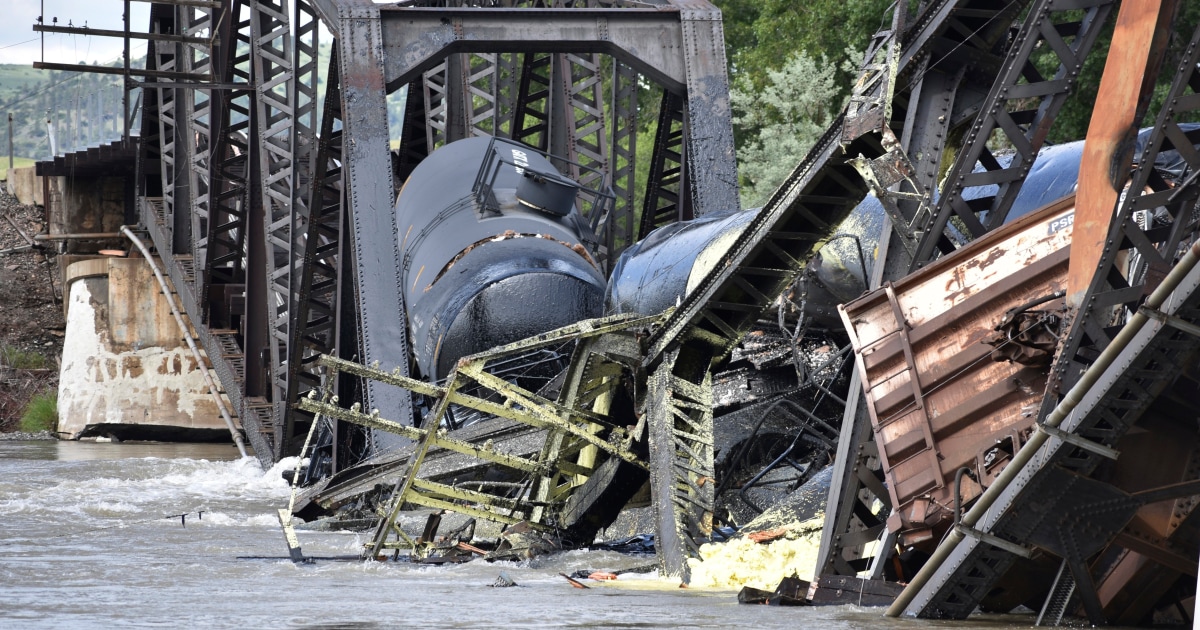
[516,168,580,217]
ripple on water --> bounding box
[0,441,1041,629]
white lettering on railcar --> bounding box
[1048,212,1074,235]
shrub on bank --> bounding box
[20,391,57,433]
[1,345,48,370]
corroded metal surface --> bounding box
[841,200,1073,545]
[121,0,742,466]
[293,313,659,556]
[897,16,1200,621]
[1068,0,1177,307]
[912,0,1115,266]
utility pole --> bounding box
[8,112,13,173]
[46,111,56,159]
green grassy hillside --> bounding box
[0,157,37,181]
[0,65,51,103]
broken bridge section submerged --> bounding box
[38,0,1200,622]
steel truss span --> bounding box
[124,0,737,464]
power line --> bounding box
[0,37,41,51]
[1,42,147,110]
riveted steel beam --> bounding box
[896,15,1200,619]
[377,7,688,90]
[913,0,1116,268]
[376,1,737,219]
[334,0,416,447]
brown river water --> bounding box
[0,440,1049,628]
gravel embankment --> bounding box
[0,184,64,432]
[0,430,55,441]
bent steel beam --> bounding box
[891,18,1200,618]
[1067,0,1177,307]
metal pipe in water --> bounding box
[120,225,249,458]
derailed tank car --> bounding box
[304,137,610,478]
[398,137,608,384]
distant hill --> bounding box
[0,43,405,163]
[0,65,51,104]
[0,62,127,161]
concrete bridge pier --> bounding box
[57,256,237,442]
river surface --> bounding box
[0,440,1040,628]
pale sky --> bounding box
[1,2,152,66]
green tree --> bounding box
[714,0,891,93]
[731,50,859,207]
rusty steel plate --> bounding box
[839,199,1075,546]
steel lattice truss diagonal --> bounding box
[901,19,1200,621]
[912,0,1115,266]
[249,0,298,446]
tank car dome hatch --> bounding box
[397,136,606,381]
[516,167,580,217]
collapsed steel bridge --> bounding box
[46,0,1200,623]
[38,0,739,465]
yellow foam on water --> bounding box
[686,516,824,591]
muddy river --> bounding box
[0,440,1039,628]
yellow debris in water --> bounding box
[686,516,824,591]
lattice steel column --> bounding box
[607,60,638,257]
[554,53,609,225]
[292,0,321,225]
[640,90,686,239]
[249,0,297,441]
[463,53,500,137]
[180,4,214,275]
[422,61,449,151]
[269,0,325,454]
[204,0,251,293]
[511,53,553,152]
[494,52,521,138]
[647,348,715,581]
[285,44,345,454]
[153,13,180,252]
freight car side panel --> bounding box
[839,199,1075,546]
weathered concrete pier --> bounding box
[58,256,232,441]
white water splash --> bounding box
[0,455,293,523]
